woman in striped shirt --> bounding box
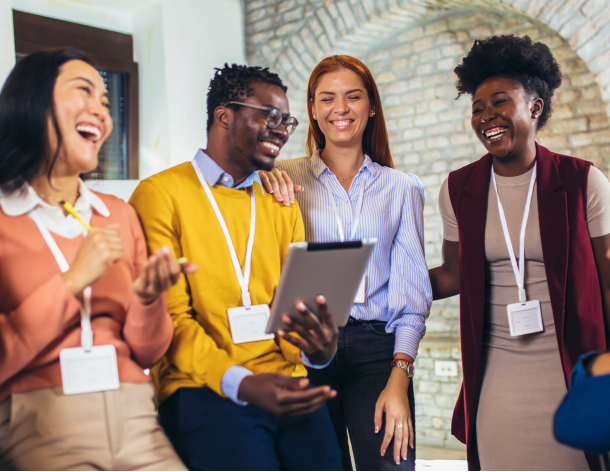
[260,55,432,471]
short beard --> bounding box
[249,153,274,171]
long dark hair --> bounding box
[0,48,93,195]
[306,55,394,168]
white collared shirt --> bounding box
[0,180,110,238]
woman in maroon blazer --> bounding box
[429,35,610,470]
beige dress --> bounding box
[439,165,610,471]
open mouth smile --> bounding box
[76,123,102,143]
[483,126,508,141]
[260,140,282,155]
[331,119,353,130]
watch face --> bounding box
[407,363,414,378]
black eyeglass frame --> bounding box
[222,101,299,135]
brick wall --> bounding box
[243,0,610,454]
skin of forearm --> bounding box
[429,266,459,300]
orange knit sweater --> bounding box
[0,191,173,402]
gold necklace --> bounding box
[37,189,80,207]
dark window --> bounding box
[13,11,139,180]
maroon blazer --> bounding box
[448,143,606,470]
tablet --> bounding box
[265,239,376,334]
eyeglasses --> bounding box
[223,101,299,135]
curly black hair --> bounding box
[206,63,288,132]
[454,35,562,130]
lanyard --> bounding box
[491,164,537,304]
[321,172,367,242]
[192,160,256,307]
[30,209,93,351]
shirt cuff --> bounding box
[221,365,253,405]
[394,325,424,359]
[301,348,336,369]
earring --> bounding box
[533,115,538,119]
[313,115,316,119]
[371,111,376,116]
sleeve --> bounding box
[553,351,610,455]
[129,179,242,397]
[120,204,174,368]
[385,175,433,359]
[439,177,459,242]
[221,365,253,405]
[0,274,82,385]
[586,166,610,238]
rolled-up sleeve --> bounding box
[385,175,433,358]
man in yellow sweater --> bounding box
[130,64,341,470]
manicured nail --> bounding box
[317,295,326,303]
[284,202,290,206]
[375,425,379,433]
[278,198,284,202]
[162,245,170,253]
[278,329,285,336]
[396,460,400,465]
[403,453,407,460]
[290,198,294,203]
[177,257,187,264]
[269,190,274,194]
[297,302,306,310]
[381,449,385,456]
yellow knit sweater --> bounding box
[130,162,307,403]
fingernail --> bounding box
[403,453,407,460]
[396,460,400,465]
[278,198,284,202]
[162,245,170,254]
[290,198,294,203]
[278,330,285,336]
[381,450,385,456]
[269,190,274,194]
[375,426,379,433]
[284,202,290,206]
[297,302,306,310]
[317,295,326,303]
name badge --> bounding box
[506,300,543,336]
[354,275,366,304]
[228,304,275,344]
[59,345,120,395]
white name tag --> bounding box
[228,304,275,344]
[354,275,366,304]
[59,345,120,395]
[507,300,543,336]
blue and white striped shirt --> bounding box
[276,150,432,358]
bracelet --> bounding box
[391,358,413,366]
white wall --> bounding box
[0,0,15,86]
[158,0,245,173]
[0,0,246,180]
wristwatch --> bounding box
[391,359,414,378]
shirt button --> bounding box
[223,176,230,182]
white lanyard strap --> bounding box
[321,172,367,242]
[30,210,93,351]
[491,164,537,303]
[192,160,256,307]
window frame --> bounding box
[13,10,140,179]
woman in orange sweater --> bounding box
[0,49,195,470]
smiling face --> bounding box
[227,81,290,173]
[311,68,373,149]
[49,60,112,176]
[471,75,543,161]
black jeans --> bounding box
[308,319,416,471]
